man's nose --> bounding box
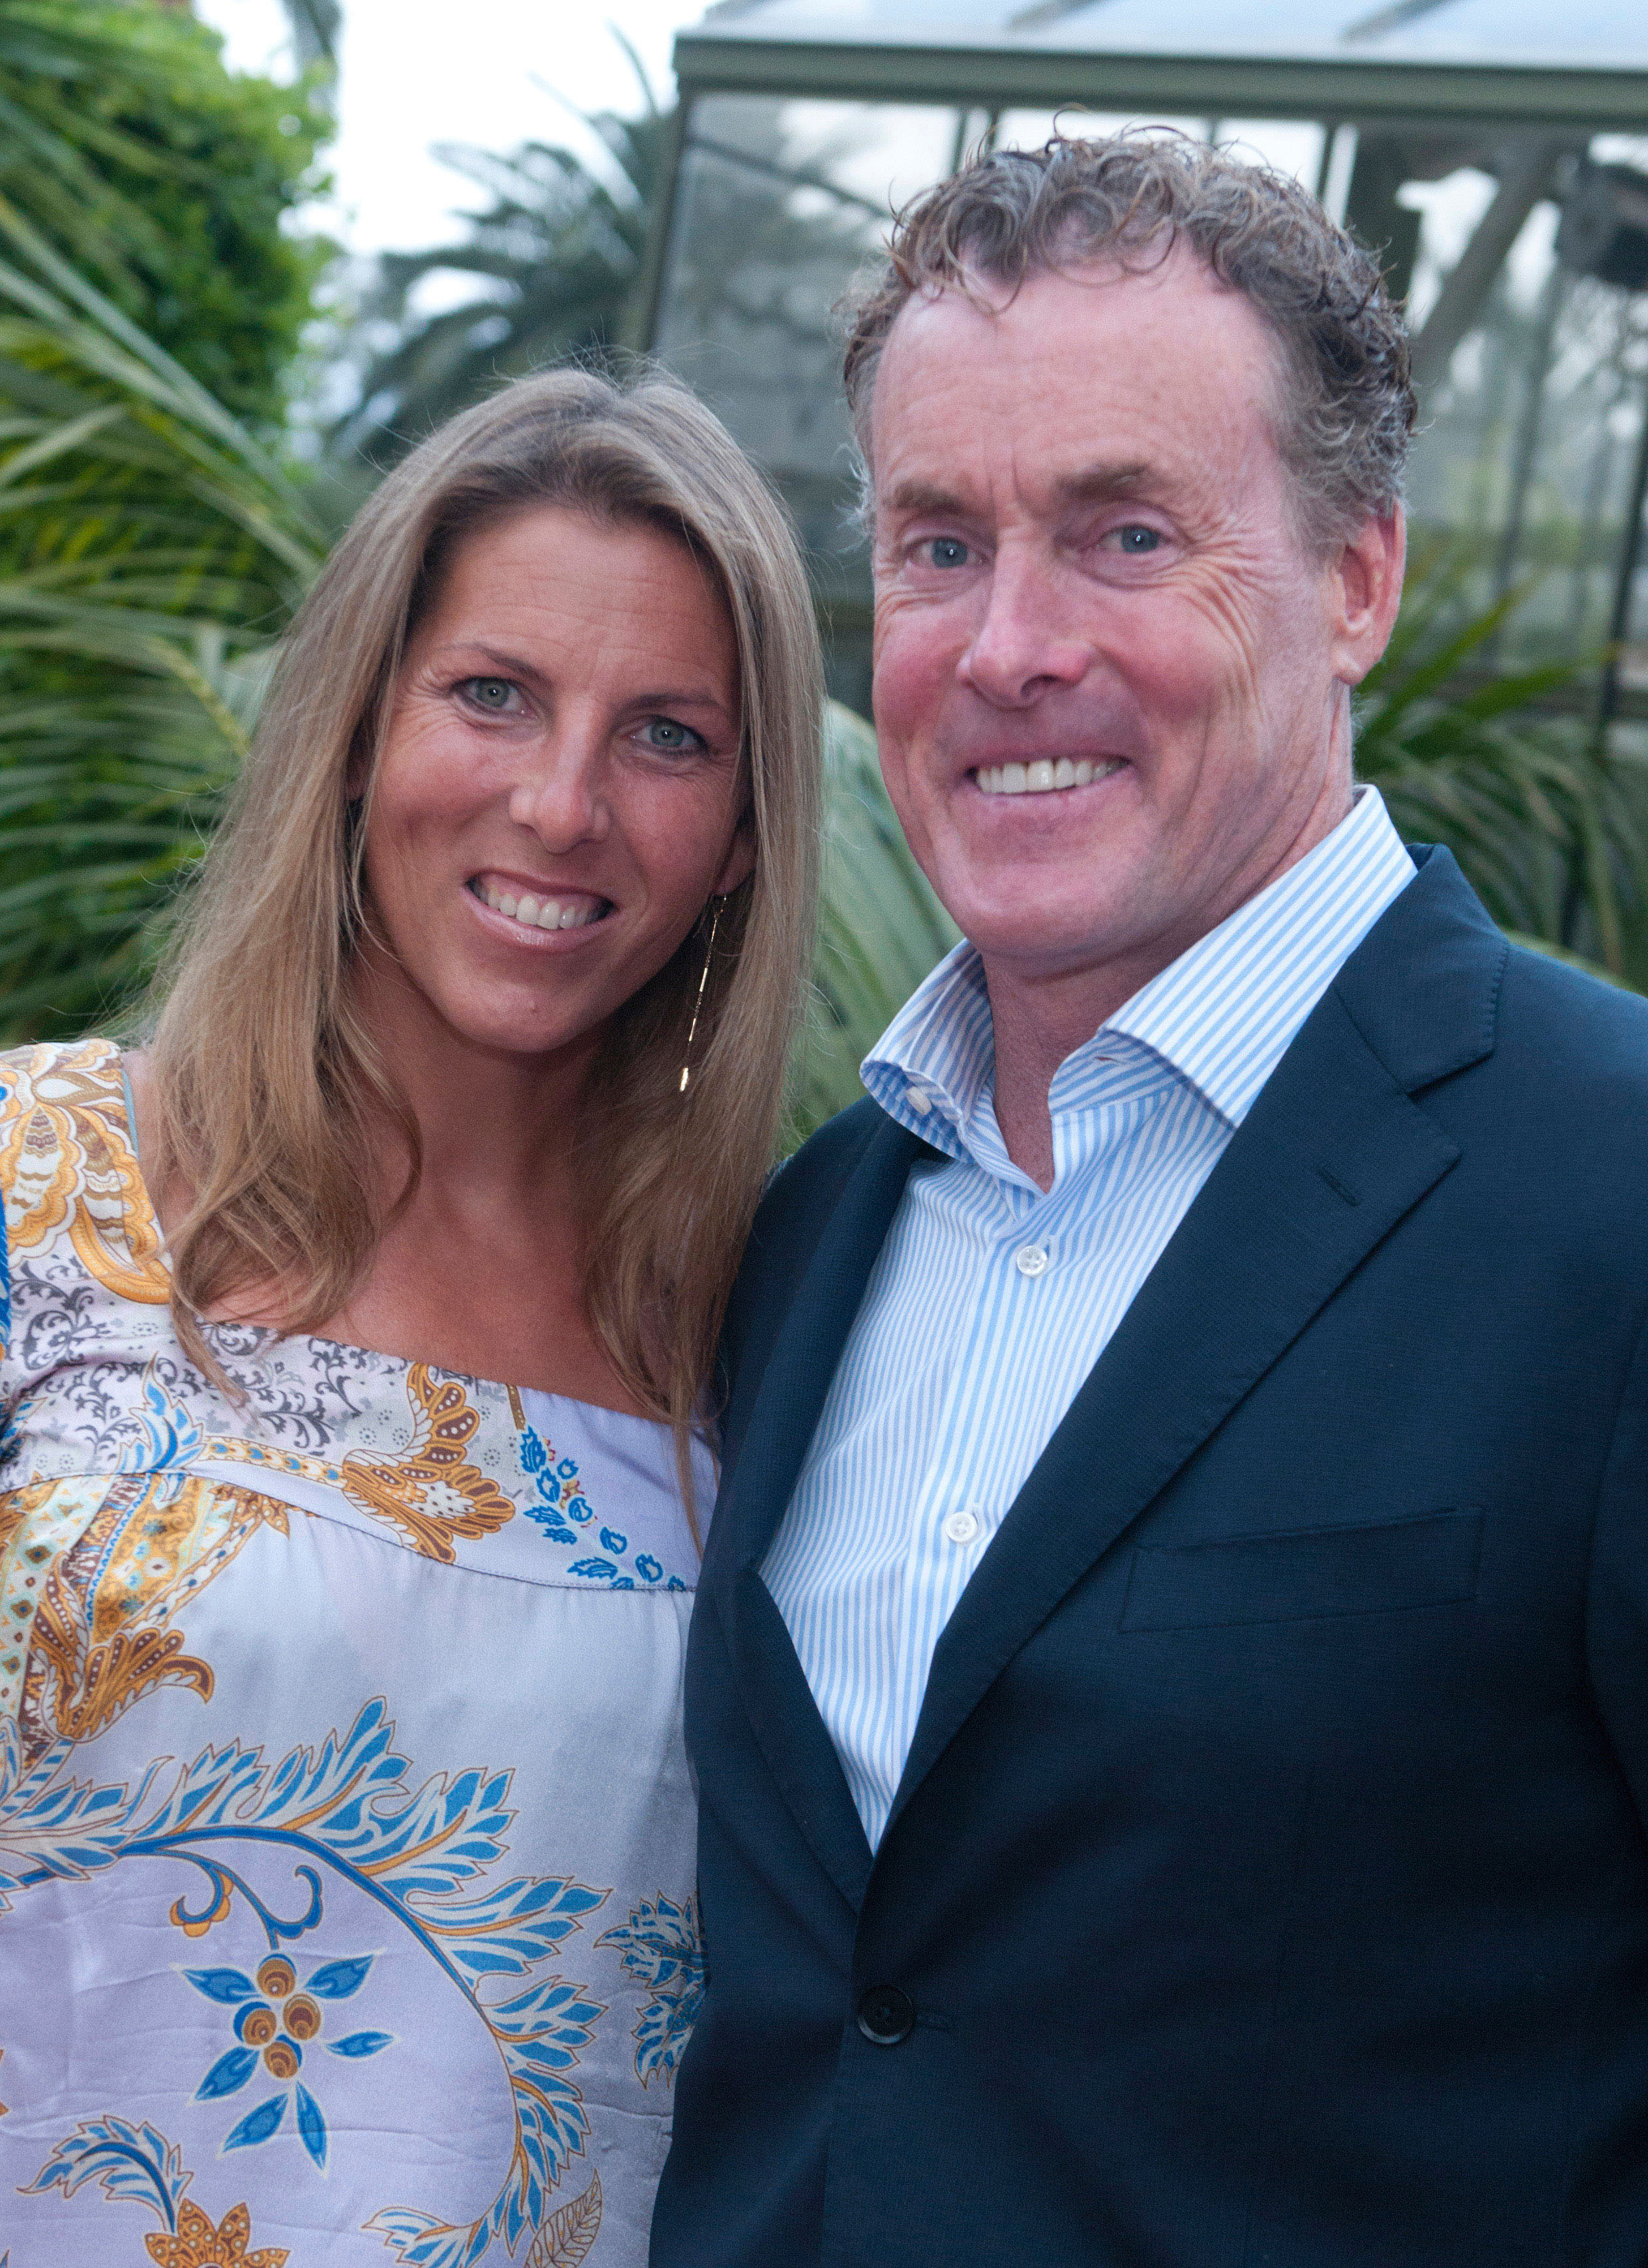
[507,733,610,850]
[959,552,1091,708]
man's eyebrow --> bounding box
[879,478,978,522]
[1052,463,1155,506]
[879,464,1162,522]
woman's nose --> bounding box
[507,738,609,849]
[959,553,1091,708]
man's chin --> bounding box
[956,909,1143,983]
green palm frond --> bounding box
[331,74,671,464]
[1354,537,1645,985]
[790,703,958,1141]
[0,194,323,1038]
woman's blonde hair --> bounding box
[147,364,823,1478]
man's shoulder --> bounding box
[745,1096,892,1279]
[1494,938,1648,1108]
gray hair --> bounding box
[842,131,1417,553]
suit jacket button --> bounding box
[857,1985,916,2045]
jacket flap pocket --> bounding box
[1120,1508,1484,1632]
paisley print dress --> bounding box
[0,1040,710,2268]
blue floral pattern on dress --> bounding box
[183,1949,394,2172]
[596,1894,705,2087]
[517,1423,690,1590]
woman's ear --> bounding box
[712,817,757,898]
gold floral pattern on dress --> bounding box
[144,2199,288,2268]
[3,1470,286,1772]
[0,1040,169,1305]
[1,1032,700,2267]
[25,2117,289,2265]
[197,1363,516,1566]
[338,1364,516,1563]
[525,2169,602,2267]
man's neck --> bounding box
[987,957,1155,1193]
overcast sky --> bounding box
[196,0,706,257]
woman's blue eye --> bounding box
[927,538,970,570]
[643,717,701,752]
[464,677,516,709]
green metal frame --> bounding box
[663,19,1648,716]
[673,29,1648,132]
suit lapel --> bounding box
[709,1109,929,1909]
[884,849,1505,1840]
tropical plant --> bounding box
[0,196,327,1038]
[791,704,959,1135]
[1353,539,1648,985]
[0,0,333,1038]
[0,0,330,431]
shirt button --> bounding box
[1014,1243,1050,1277]
[943,1506,981,1545]
[904,1083,934,1115]
[857,1984,917,2045]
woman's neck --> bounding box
[132,959,649,1414]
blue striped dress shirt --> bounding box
[763,787,1419,1846]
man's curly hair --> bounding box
[842,131,1417,553]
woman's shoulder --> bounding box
[0,1033,170,1314]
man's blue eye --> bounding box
[928,538,970,570]
[1115,526,1160,553]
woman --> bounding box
[0,368,821,2268]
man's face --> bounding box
[869,248,1400,997]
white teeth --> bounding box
[477,879,605,932]
[975,757,1121,798]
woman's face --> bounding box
[361,504,752,1065]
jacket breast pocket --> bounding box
[1119,1507,1484,1632]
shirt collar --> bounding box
[862,785,1416,1154]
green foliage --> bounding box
[0,196,325,1038]
[1354,540,1648,987]
[0,0,332,1037]
[790,705,959,1140]
[0,0,331,431]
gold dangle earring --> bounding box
[679,897,723,1094]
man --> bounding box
[652,136,1648,2267]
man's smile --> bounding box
[973,757,1127,797]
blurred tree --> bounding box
[0,0,331,429]
[0,199,327,1035]
[0,0,332,1032]
[330,45,669,463]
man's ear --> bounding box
[1329,503,1405,690]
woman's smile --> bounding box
[466,871,611,937]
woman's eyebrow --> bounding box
[426,640,540,678]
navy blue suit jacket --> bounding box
[651,849,1648,2267]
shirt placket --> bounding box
[888,1163,1070,1766]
